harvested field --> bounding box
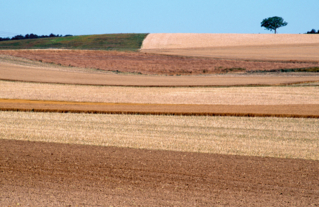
[1,81,319,105]
[1,111,318,160]
[2,80,319,117]
[2,139,318,206]
[142,33,319,49]
[145,44,319,62]
[1,49,319,75]
[141,34,319,62]
[1,61,319,86]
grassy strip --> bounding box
[0,33,148,51]
[1,111,318,160]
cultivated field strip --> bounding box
[145,44,319,62]
[142,33,319,49]
[2,139,318,206]
[1,111,318,160]
[1,50,319,76]
[1,99,319,118]
[2,62,319,86]
[141,34,319,62]
[1,80,319,105]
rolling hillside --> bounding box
[0,33,148,51]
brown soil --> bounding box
[1,139,318,206]
[0,49,318,75]
[1,62,319,87]
[1,99,319,118]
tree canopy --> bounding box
[261,16,288,34]
[0,33,71,42]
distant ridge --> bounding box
[0,33,148,51]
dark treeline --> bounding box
[0,33,73,42]
[306,29,319,34]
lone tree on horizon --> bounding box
[261,16,288,34]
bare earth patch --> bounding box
[1,139,318,206]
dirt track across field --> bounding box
[1,99,319,118]
[1,139,318,206]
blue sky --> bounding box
[1,0,318,37]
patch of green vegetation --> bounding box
[0,33,149,51]
[223,68,246,73]
[249,67,319,73]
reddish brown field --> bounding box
[0,49,318,75]
[1,99,319,118]
[1,139,318,206]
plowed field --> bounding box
[1,139,318,206]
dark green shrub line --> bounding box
[249,67,319,73]
[222,68,246,73]
[306,29,319,34]
[0,33,67,42]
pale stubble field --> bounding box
[1,80,318,160]
[1,111,318,160]
[1,80,319,105]
[142,34,319,61]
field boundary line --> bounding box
[1,78,318,88]
[1,107,319,118]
